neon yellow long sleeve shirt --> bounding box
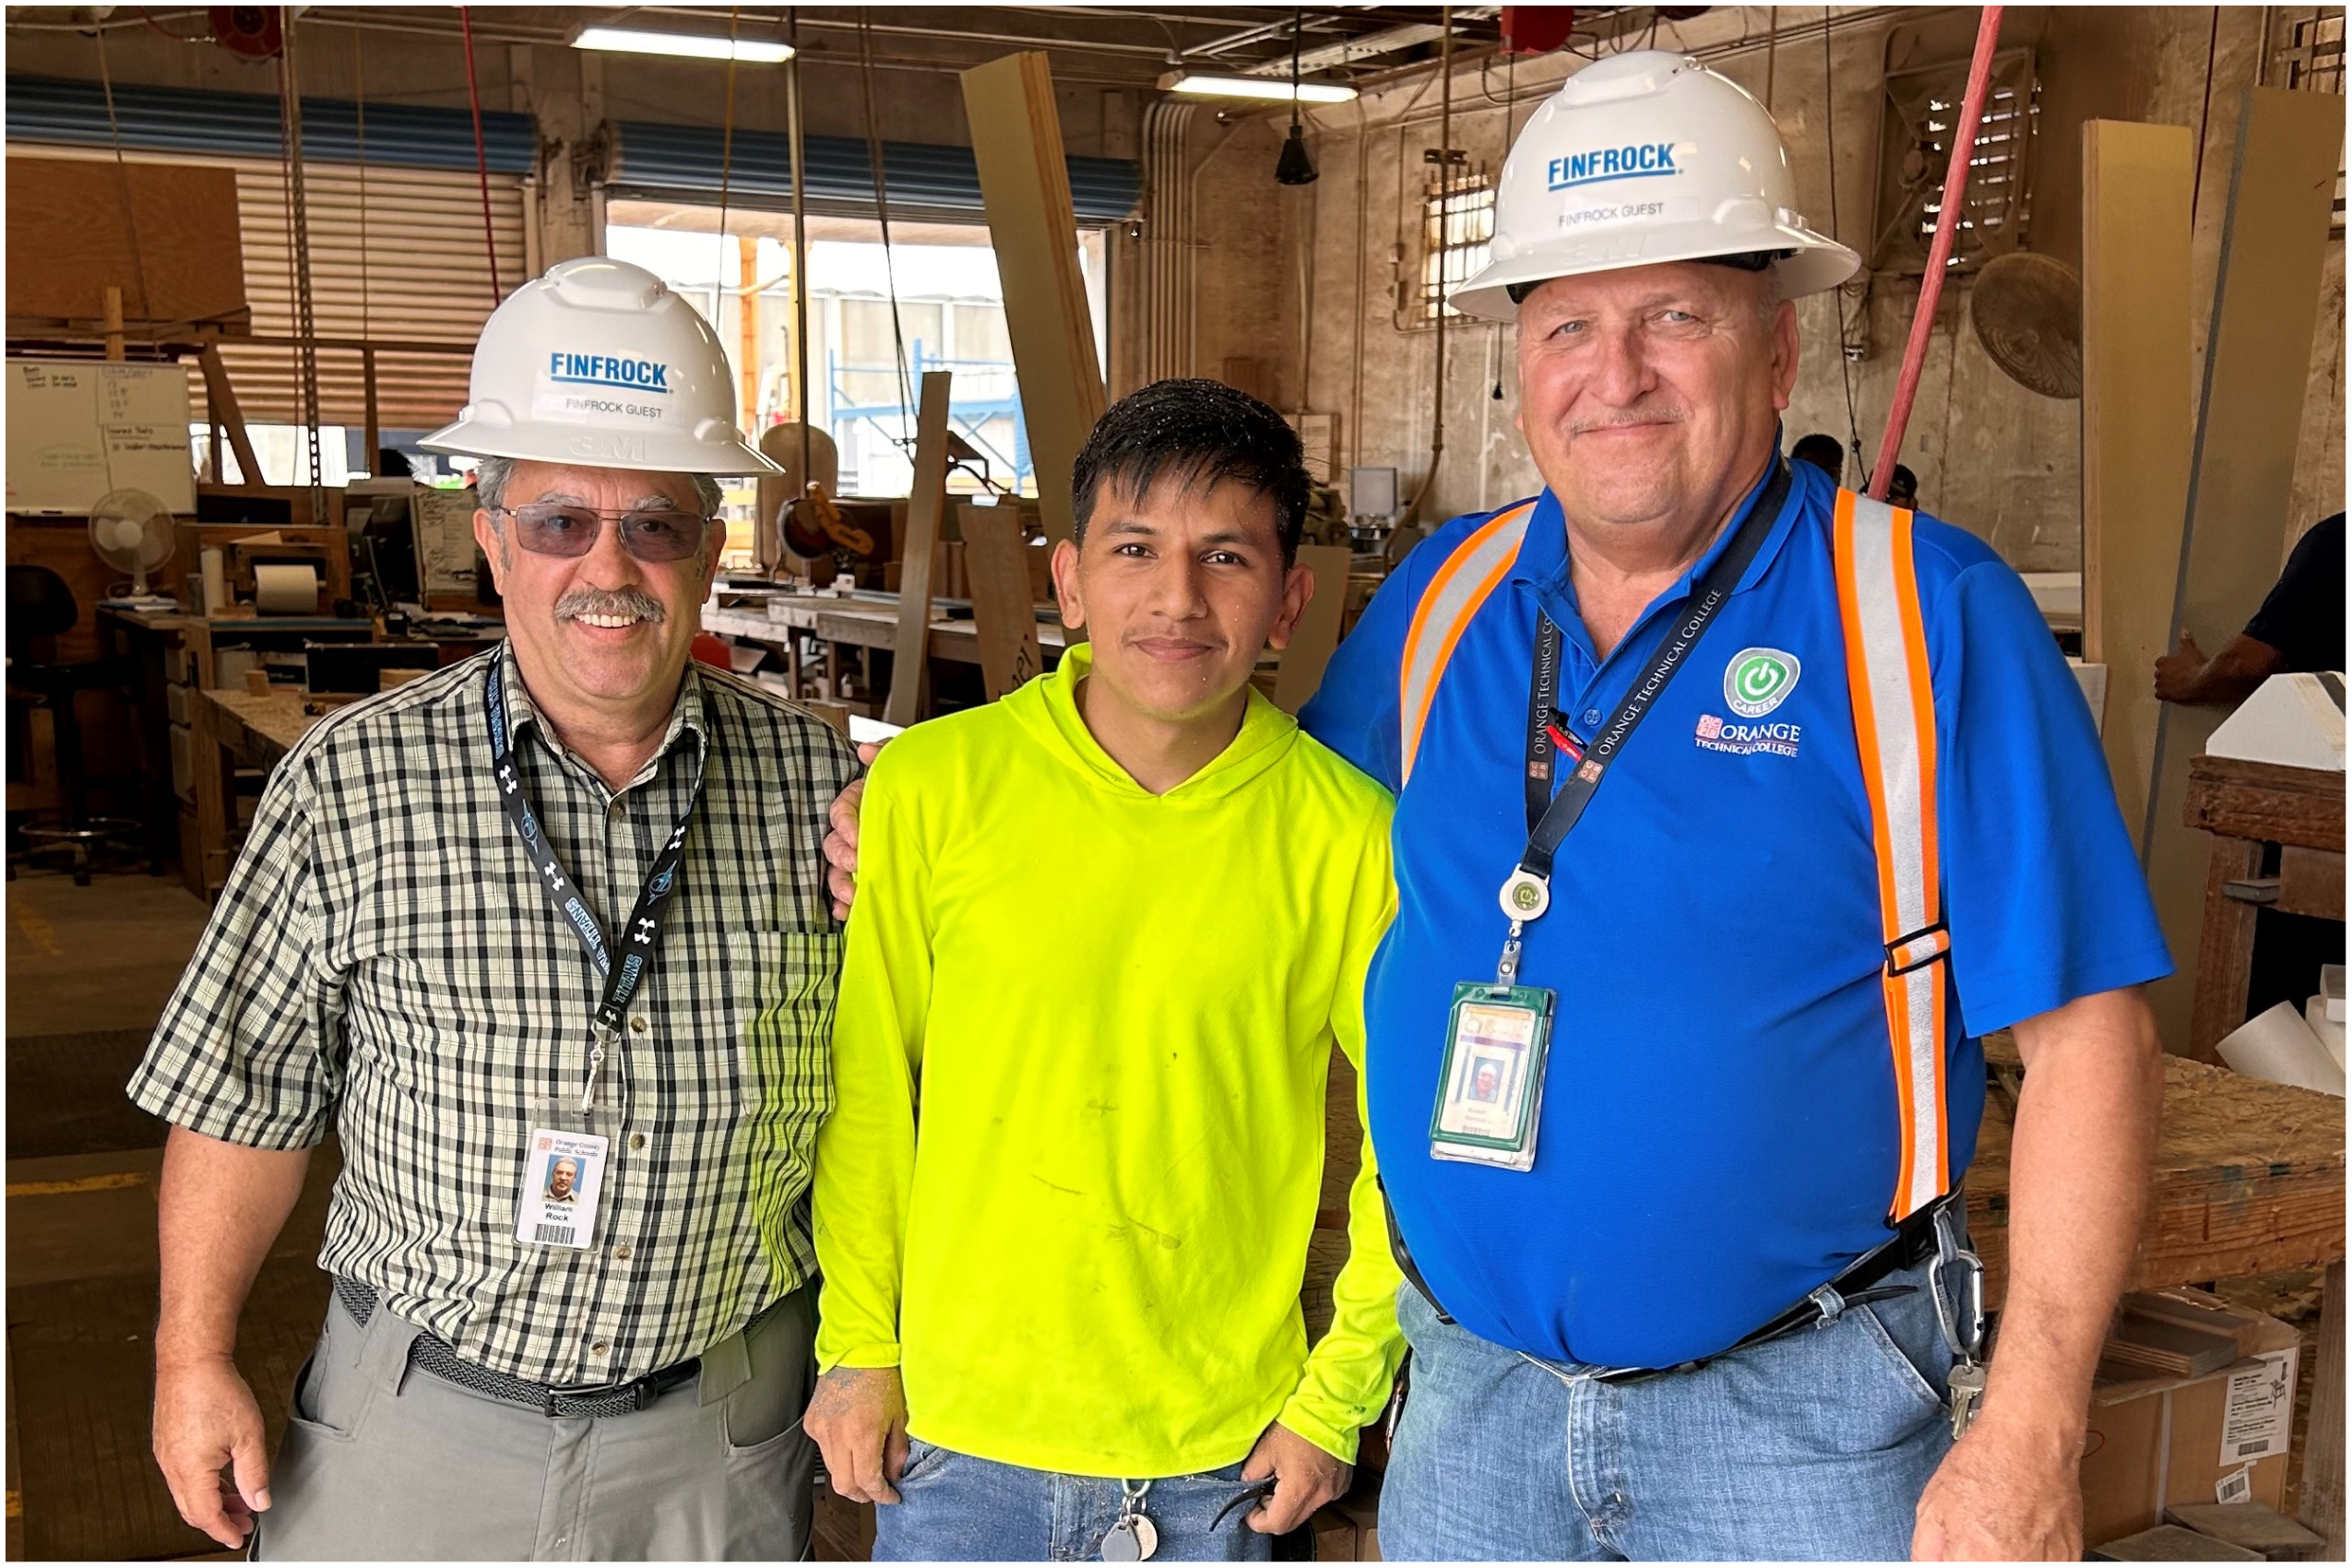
[813,645,1406,1479]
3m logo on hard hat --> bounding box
[1547,142,1681,191]
[546,353,671,394]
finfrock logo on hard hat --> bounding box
[546,352,672,393]
[1547,141,1682,191]
[1724,647,1800,719]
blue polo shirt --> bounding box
[1301,457,2171,1370]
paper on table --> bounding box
[2218,1001,2346,1096]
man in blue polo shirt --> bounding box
[1293,51,2168,1562]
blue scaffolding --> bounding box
[826,343,1030,491]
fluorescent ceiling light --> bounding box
[1160,72,1358,104]
[572,26,793,63]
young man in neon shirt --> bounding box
[805,379,1403,1562]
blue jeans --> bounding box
[873,1441,1276,1562]
[1380,1259,1956,1561]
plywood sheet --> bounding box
[1274,544,1354,715]
[2140,87,2346,1051]
[4,157,247,333]
[961,504,1045,700]
[885,373,955,728]
[959,53,1107,549]
[2082,121,2195,856]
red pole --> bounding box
[459,6,504,306]
[1868,6,2004,501]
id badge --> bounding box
[515,1128,609,1250]
[1429,982,1555,1171]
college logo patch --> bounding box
[1724,647,1800,719]
[1695,713,1803,759]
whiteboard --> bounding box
[5,359,197,516]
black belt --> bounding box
[334,1277,702,1419]
[1386,1186,1954,1384]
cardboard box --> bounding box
[2082,1289,2304,1550]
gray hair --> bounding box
[473,455,724,520]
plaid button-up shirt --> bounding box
[130,643,856,1384]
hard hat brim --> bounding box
[418,418,787,478]
[1449,221,1861,322]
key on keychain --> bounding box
[1946,1360,1987,1440]
[1100,1479,1158,1562]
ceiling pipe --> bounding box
[1867,5,2003,500]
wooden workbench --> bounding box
[186,688,330,897]
[705,597,1071,713]
[2182,754,2346,1061]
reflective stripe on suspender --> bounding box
[1397,503,1536,784]
[1831,487,1952,1223]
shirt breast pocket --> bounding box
[727,929,841,1111]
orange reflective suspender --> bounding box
[1397,503,1536,785]
[1399,489,1952,1222]
[1832,487,1952,1222]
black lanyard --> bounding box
[485,659,707,1104]
[1517,461,1791,881]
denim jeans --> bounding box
[1380,1258,1956,1561]
[873,1441,1276,1562]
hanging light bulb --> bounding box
[1274,6,1319,185]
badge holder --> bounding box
[516,1028,625,1252]
[1428,873,1558,1172]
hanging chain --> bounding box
[279,8,326,511]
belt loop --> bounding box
[696,1324,752,1408]
[357,1299,426,1397]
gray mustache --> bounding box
[555,585,667,624]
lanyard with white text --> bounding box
[485,659,707,1111]
[1495,462,1791,984]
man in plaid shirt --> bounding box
[129,259,854,1560]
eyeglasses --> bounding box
[492,503,714,564]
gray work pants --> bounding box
[255,1281,816,1561]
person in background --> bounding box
[132,257,852,1560]
[805,379,1404,1562]
[1790,431,1847,485]
[2156,508,2346,1039]
[2156,512,2346,705]
[1887,463,1920,511]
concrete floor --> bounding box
[6,867,333,1562]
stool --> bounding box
[6,565,146,885]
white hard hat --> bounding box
[422,256,780,476]
[1451,50,1860,321]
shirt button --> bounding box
[629,1016,648,1033]
[1582,707,1603,727]
[629,1133,647,1150]
[607,802,624,820]
[590,1340,609,1355]
[612,1244,633,1260]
